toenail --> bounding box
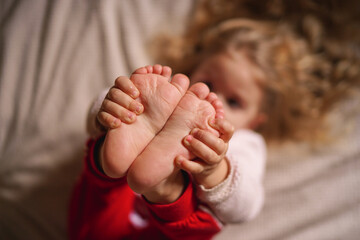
[215,113,224,119]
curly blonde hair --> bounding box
[152,0,360,143]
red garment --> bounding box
[68,139,221,240]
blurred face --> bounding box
[191,52,266,130]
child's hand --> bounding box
[97,76,144,129]
[175,118,234,189]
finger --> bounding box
[190,128,227,155]
[209,118,234,142]
[101,99,136,124]
[107,87,143,115]
[183,135,221,165]
[97,111,121,129]
[114,76,140,99]
[175,156,204,174]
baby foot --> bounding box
[127,83,224,194]
[101,65,189,178]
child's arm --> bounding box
[176,121,266,224]
[86,76,144,138]
[68,138,135,240]
[142,172,222,240]
[69,138,221,240]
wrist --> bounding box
[195,157,230,189]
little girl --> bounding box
[74,3,359,238]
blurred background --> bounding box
[1,0,359,239]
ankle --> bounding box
[143,171,187,204]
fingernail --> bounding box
[135,104,143,114]
[127,112,135,121]
[191,128,199,135]
[184,135,193,143]
[131,90,139,98]
[112,118,121,128]
[176,156,184,165]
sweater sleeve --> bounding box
[68,137,136,240]
[196,129,266,223]
[145,176,222,240]
[69,138,222,240]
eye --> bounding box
[227,97,243,109]
[203,81,213,91]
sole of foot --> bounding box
[101,65,189,178]
[127,82,223,194]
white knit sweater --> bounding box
[197,129,266,223]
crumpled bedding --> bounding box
[0,1,359,239]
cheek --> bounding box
[225,104,263,130]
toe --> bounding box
[133,66,148,74]
[188,82,210,100]
[150,64,172,78]
[215,102,225,119]
[153,64,162,74]
[161,66,172,78]
[133,65,153,74]
[206,92,225,118]
[145,65,153,73]
[170,74,190,96]
[206,92,218,104]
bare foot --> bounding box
[101,65,189,178]
[127,83,224,194]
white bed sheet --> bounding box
[1,1,359,239]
